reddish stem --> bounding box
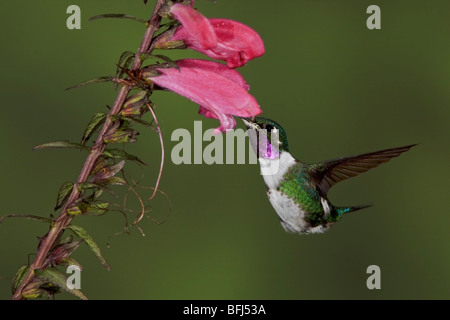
[11,0,167,300]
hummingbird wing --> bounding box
[309,144,416,194]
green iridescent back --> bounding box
[279,164,323,212]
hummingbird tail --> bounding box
[337,205,372,216]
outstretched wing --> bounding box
[310,144,416,194]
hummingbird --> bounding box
[242,117,415,235]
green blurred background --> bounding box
[0,0,449,299]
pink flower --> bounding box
[169,4,265,68]
[146,59,261,133]
[169,3,217,51]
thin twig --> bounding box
[132,103,165,225]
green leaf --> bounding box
[100,177,127,186]
[93,188,104,199]
[103,128,139,144]
[117,51,135,70]
[120,91,149,118]
[65,76,113,91]
[21,287,43,299]
[67,225,110,271]
[81,113,107,145]
[66,205,82,216]
[58,257,83,269]
[129,117,155,129]
[0,214,53,225]
[34,268,88,300]
[77,183,100,192]
[33,140,89,151]
[103,148,147,165]
[139,53,179,69]
[11,265,29,294]
[55,182,74,211]
[89,14,147,25]
[85,201,110,216]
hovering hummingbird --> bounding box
[242,117,415,235]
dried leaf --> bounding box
[45,240,82,267]
[91,160,125,183]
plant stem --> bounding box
[11,0,167,300]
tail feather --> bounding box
[337,204,372,216]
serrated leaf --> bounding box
[103,149,147,165]
[33,140,89,151]
[0,214,53,225]
[81,113,106,145]
[67,225,110,271]
[89,14,147,25]
[34,268,88,300]
[11,265,29,294]
[55,182,74,211]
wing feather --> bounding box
[310,144,416,194]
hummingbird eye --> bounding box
[261,123,274,131]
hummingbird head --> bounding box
[242,117,290,160]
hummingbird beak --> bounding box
[241,117,258,130]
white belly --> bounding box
[267,189,328,234]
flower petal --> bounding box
[170,3,217,50]
[148,59,261,132]
[172,18,265,68]
[175,59,249,90]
